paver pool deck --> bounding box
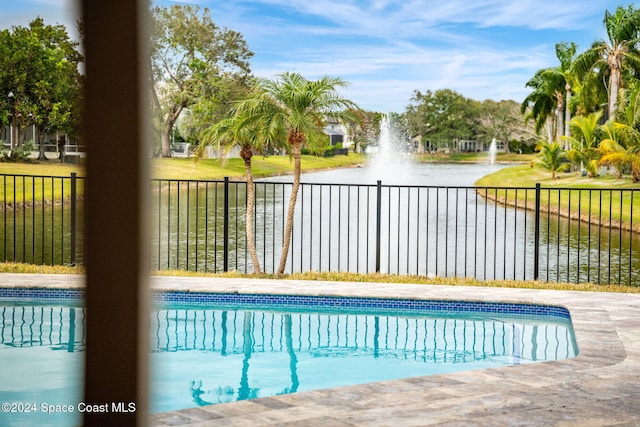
[1,274,639,426]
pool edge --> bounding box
[0,274,637,426]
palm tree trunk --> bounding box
[609,67,621,119]
[277,141,302,274]
[546,119,554,143]
[557,95,565,141]
[244,156,261,274]
[564,86,572,148]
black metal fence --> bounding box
[2,173,639,286]
[0,173,83,266]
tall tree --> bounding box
[405,89,478,152]
[150,5,253,157]
[235,72,359,274]
[0,29,12,143]
[573,5,640,118]
[541,42,579,141]
[0,18,83,155]
[479,99,522,153]
[178,78,251,145]
[341,110,383,153]
[521,69,561,142]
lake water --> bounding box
[256,162,640,284]
[263,162,509,186]
[2,161,638,285]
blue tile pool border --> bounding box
[0,288,571,321]
[0,287,85,301]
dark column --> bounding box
[81,0,150,425]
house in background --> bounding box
[0,125,84,161]
[324,117,349,147]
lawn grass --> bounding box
[476,164,640,232]
[415,152,536,164]
[0,154,367,204]
[152,153,367,180]
[1,262,638,293]
[0,161,84,177]
[0,164,86,208]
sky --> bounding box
[1,0,636,113]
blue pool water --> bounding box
[0,290,578,427]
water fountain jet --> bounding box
[489,138,497,165]
[367,114,414,184]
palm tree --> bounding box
[235,72,359,274]
[598,87,640,181]
[523,43,579,146]
[572,5,640,118]
[602,144,640,182]
[193,114,264,274]
[618,82,640,127]
[544,42,579,141]
[535,141,569,179]
[598,120,634,178]
[563,111,603,177]
[521,69,559,142]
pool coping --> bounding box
[1,274,639,426]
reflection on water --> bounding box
[0,303,85,427]
[0,300,577,418]
[149,305,576,411]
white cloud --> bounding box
[5,0,630,112]
[250,35,552,112]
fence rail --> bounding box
[1,173,639,286]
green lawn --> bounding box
[0,153,368,180]
[1,262,638,293]
[152,153,367,180]
[415,152,536,164]
[0,162,83,177]
[0,162,85,206]
[0,154,367,203]
[476,164,640,232]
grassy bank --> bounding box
[416,152,536,164]
[0,154,367,204]
[0,163,86,207]
[0,153,367,180]
[475,164,640,232]
[151,153,366,180]
[1,262,638,293]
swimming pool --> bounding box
[0,288,577,426]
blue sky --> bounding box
[1,0,636,112]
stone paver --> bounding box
[1,274,639,426]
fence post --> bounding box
[223,176,229,272]
[533,182,541,280]
[375,180,382,273]
[70,172,77,266]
